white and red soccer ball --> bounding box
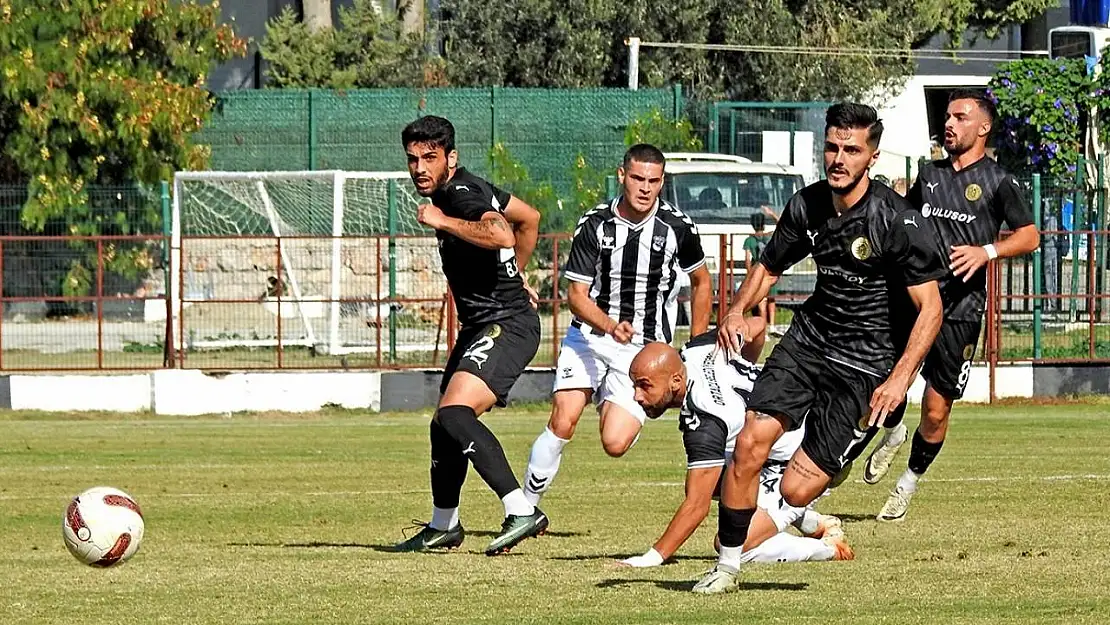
[62,486,145,567]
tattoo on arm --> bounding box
[487,214,509,231]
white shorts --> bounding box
[553,325,648,424]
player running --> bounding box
[693,103,948,594]
[618,323,853,569]
[392,116,547,556]
[863,90,1040,522]
[522,144,712,509]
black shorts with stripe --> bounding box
[440,312,540,407]
[746,334,881,477]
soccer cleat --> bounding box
[805,513,843,540]
[691,564,740,594]
[822,532,855,561]
[393,521,465,552]
[485,508,548,555]
[876,486,915,522]
[863,431,906,485]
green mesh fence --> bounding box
[196,87,680,192]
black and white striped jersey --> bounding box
[564,197,705,344]
[906,157,1034,321]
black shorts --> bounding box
[747,336,881,477]
[920,319,982,401]
[441,312,540,407]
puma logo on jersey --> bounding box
[806,229,818,245]
[925,181,939,193]
[904,216,918,227]
[454,185,470,192]
[462,442,476,456]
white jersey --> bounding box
[678,334,803,468]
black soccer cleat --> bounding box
[393,521,465,552]
[485,508,548,556]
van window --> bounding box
[664,173,803,225]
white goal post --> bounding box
[170,170,430,357]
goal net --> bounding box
[171,170,445,358]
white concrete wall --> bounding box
[867,74,992,182]
[150,370,381,415]
[0,365,1033,414]
[905,363,1032,404]
[9,374,152,412]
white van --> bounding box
[662,152,805,274]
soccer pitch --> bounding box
[2,402,1109,624]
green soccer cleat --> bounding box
[691,564,740,594]
[485,508,548,556]
[393,521,465,552]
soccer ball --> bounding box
[62,486,145,567]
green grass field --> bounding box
[2,401,1109,624]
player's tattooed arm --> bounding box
[503,195,540,270]
[417,203,516,249]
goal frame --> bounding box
[171,169,414,358]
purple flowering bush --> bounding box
[987,58,1089,179]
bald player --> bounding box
[620,324,853,567]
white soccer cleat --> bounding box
[876,485,915,522]
[863,432,906,484]
[691,564,740,595]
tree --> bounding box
[439,0,1059,101]
[261,0,441,89]
[0,0,246,230]
[303,0,334,33]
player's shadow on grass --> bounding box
[465,529,584,538]
[596,579,808,592]
[828,513,875,523]
[550,554,715,563]
[228,541,379,549]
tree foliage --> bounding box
[261,0,445,89]
[438,0,1058,101]
[0,0,246,231]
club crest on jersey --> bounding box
[651,235,666,252]
[962,344,975,360]
[600,235,616,250]
[486,324,502,340]
[965,183,982,202]
[850,237,872,260]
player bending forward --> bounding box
[619,323,853,568]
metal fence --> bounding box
[196,87,683,193]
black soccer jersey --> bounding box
[429,168,532,326]
[759,180,947,376]
[907,157,1034,321]
[564,197,705,344]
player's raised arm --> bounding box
[869,211,946,425]
[417,202,515,250]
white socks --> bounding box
[501,489,535,517]
[430,506,459,531]
[749,534,836,563]
[884,422,908,446]
[523,427,570,506]
[895,468,921,494]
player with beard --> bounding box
[691,103,948,594]
[393,116,548,556]
[862,90,1039,522]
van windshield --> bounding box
[663,172,803,225]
